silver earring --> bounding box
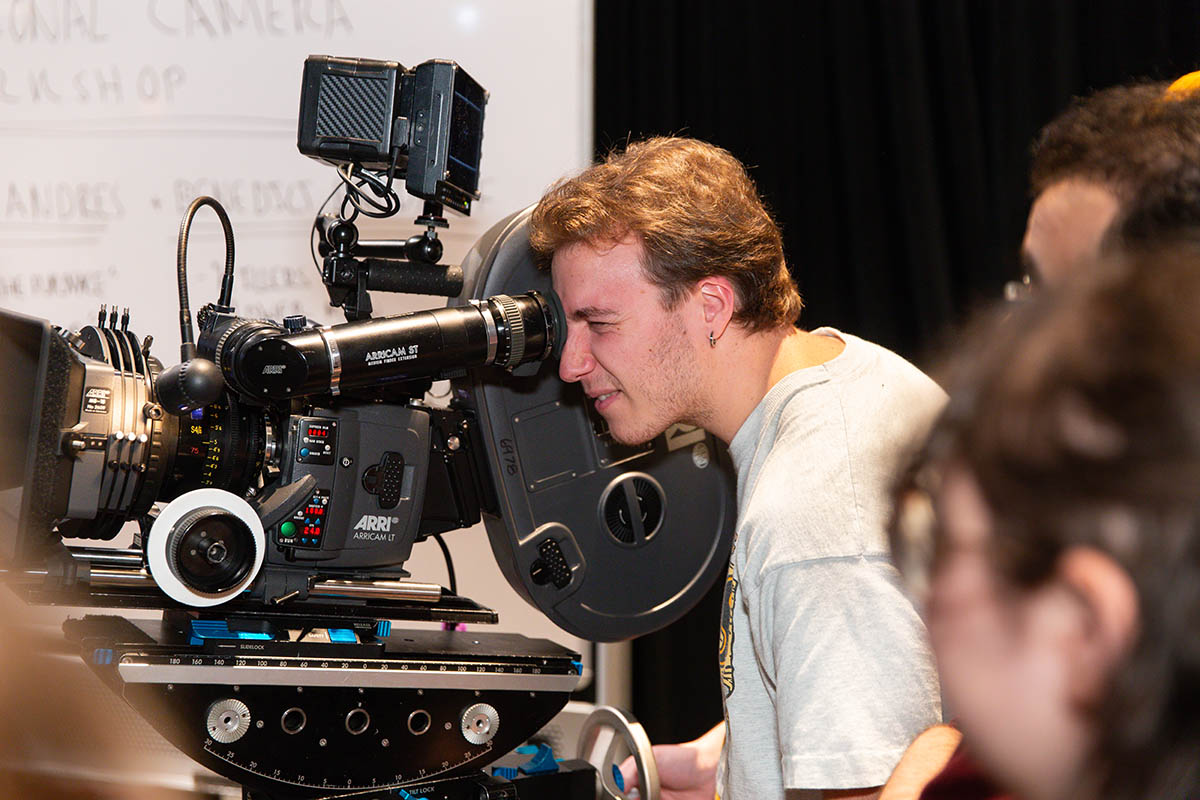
[709,332,717,348]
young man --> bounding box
[1022,74,1200,287]
[529,137,945,800]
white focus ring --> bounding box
[146,488,265,607]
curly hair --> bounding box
[529,136,802,332]
[1030,80,1200,255]
[1030,81,1200,198]
[915,246,1200,800]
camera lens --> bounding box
[164,394,267,501]
[168,508,256,594]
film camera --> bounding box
[0,56,735,800]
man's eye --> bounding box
[588,321,612,330]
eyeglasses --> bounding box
[1002,273,1037,303]
[888,462,944,614]
[890,458,1066,614]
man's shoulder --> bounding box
[735,334,946,563]
[826,331,943,393]
[808,333,948,433]
[765,349,943,451]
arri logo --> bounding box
[353,514,399,532]
[262,364,286,375]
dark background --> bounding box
[593,0,1200,744]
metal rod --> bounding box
[310,579,442,603]
[0,567,46,583]
[0,565,152,589]
[88,567,155,588]
[67,547,145,568]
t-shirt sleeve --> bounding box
[746,556,942,790]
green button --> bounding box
[280,521,297,537]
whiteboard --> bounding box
[0,0,595,654]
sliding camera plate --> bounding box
[66,615,581,799]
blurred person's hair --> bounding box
[529,136,803,332]
[1108,161,1200,251]
[906,245,1200,800]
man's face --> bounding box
[551,236,706,445]
[1022,178,1121,288]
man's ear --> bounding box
[1056,546,1140,708]
[695,276,737,339]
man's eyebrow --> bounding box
[571,306,620,321]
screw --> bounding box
[342,457,353,468]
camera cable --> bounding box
[431,533,458,597]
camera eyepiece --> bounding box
[213,290,563,400]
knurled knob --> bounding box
[491,294,526,368]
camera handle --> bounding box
[318,208,464,322]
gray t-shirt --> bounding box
[715,328,945,799]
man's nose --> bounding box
[558,329,594,383]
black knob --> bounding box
[156,357,225,414]
[283,315,308,332]
[404,232,443,264]
[329,220,358,251]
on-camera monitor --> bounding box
[447,72,486,196]
[0,309,52,560]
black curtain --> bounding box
[594,0,1200,745]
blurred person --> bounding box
[886,71,1200,800]
[0,584,215,799]
[890,244,1200,800]
[879,73,1200,800]
[531,136,945,800]
[1022,73,1200,287]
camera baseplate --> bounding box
[65,614,583,800]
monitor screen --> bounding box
[446,70,487,195]
[0,308,53,562]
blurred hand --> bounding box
[619,722,725,800]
